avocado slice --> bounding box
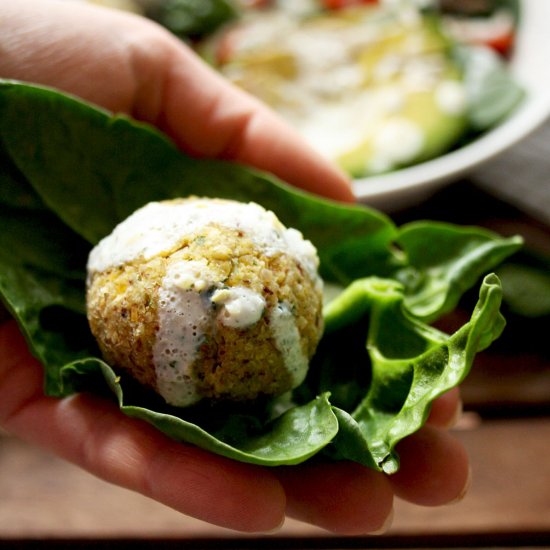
[338,76,468,177]
[336,13,469,177]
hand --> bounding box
[0,321,468,534]
[1,0,353,202]
[0,0,470,535]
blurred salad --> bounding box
[124,0,523,178]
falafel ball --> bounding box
[86,197,324,407]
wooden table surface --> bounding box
[1,415,550,546]
[2,142,550,548]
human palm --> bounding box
[0,0,470,534]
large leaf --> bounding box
[0,81,521,295]
[0,81,520,468]
[0,204,95,394]
[359,273,504,472]
[395,221,522,322]
[310,274,504,471]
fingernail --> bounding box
[259,516,286,535]
[371,507,394,535]
[449,465,473,505]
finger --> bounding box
[389,424,471,507]
[0,0,354,203]
[277,460,394,535]
[129,22,354,202]
[153,48,354,202]
[0,321,285,533]
[427,387,463,429]
[0,0,140,115]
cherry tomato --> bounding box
[321,0,379,10]
[479,29,515,56]
[446,13,517,57]
[238,0,272,8]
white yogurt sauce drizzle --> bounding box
[211,287,266,329]
[153,278,209,407]
[269,302,309,388]
[87,199,320,281]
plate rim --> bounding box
[352,0,550,208]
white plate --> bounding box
[353,0,550,211]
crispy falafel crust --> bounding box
[87,218,323,404]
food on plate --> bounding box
[86,197,323,407]
[206,3,469,177]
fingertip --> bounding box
[317,169,356,204]
[144,443,287,533]
[228,105,356,204]
[448,463,473,505]
[389,425,471,507]
[278,460,393,535]
[0,319,28,356]
[294,169,355,204]
[370,506,395,535]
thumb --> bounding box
[142,36,355,202]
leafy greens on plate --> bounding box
[0,81,522,471]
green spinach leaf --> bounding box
[395,221,522,322]
[0,81,520,468]
[0,205,96,394]
[311,273,504,471]
[145,0,239,40]
[456,44,525,131]
[497,255,550,318]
